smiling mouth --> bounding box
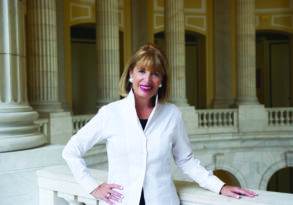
[139,85,152,92]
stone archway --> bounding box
[259,160,286,190]
[214,169,241,187]
[208,164,247,188]
[267,167,293,193]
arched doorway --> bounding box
[267,167,293,193]
[256,32,292,107]
[214,169,240,187]
[154,31,206,108]
[70,24,124,114]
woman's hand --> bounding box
[90,183,124,205]
[220,185,257,199]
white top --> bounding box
[62,90,225,205]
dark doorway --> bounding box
[256,32,292,107]
[267,167,293,193]
[70,25,124,114]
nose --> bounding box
[144,72,152,82]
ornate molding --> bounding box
[70,3,92,22]
[185,15,206,32]
[184,0,206,14]
[69,0,124,29]
[153,0,207,33]
[272,14,293,29]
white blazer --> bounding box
[62,90,224,205]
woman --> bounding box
[62,44,256,205]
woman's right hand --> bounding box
[90,183,124,204]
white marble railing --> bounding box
[197,109,237,128]
[72,114,94,134]
[37,165,293,205]
[196,109,238,133]
[35,118,49,141]
[71,107,293,135]
[266,108,293,131]
[267,108,293,126]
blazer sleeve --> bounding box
[62,106,109,194]
[172,111,225,194]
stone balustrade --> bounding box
[196,109,238,133]
[197,109,237,128]
[267,108,293,128]
[37,165,293,205]
[69,107,293,136]
[72,114,94,134]
[265,108,293,132]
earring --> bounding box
[159,84,162,88]
[129,77,133,83]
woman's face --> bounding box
[129,64,162,102]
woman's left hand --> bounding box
[220,185,257,199]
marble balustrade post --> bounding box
[0,0,45,152]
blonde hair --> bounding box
[119,43,169,102]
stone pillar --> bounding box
[236,0,258,105]
[213,0,234,108]
[96,0,120,107]
[164,0,197,131]
[164,0,187,105]
[26,0,63,113]
[236,0,268,132]
[56,0,68,111]
[290,35,293,106]
[0,0,45,152]
[131,0,153,52]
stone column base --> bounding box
[31,102,63,115]
[0,105,46,152]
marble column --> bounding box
[56,0,68,111]
[96,0,120,107]
[0,0,45,152]
[289,35,293,106]
[164,0,187,105]
[131,0,153,52]
[131,0,148,52]
[236,0,267,132]
[236,0,258,105]
[213,0,234,108]
[26,0,63,113]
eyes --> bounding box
[137,67,161,78]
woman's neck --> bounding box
[134,95,155,119]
